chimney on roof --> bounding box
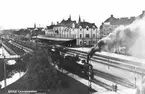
[142,10,145,14]
[140,10,145,18]
[142,11,145,16]
[51,22,53,25]
[78,15,81,23]
[34,23,36,28]
[57,21,59,25]
[99,22,104,30]
[83,19,85,22]
[111,14,113,18]
[68,14,71,21]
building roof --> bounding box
[47,25,55,29]
[37,27,44,31]
[104,14,135,26]
[46,16,97,29]
[104,15,117,23]
[61,19,76,24]
[27,27,35,30]
[77,21,97,28]
[110,17,135,25]
[27,27,43,31]
[46,25,60,29]
[60,18,77,28]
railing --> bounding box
[67,48,145,75]
[66,48,143,88]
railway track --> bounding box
[67,51,136,73]
[66,50,136,89]
[91,79,113,91]
[93,69,135,88]
[67,49,145,75]
[8,41,33,54]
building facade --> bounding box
[45,16,99,46]
[76,21,99,46]
[100,14,135,38]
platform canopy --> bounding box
[33,35,74,41]
[32,35,76,47]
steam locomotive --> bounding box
[49,45,94,80]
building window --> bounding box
[89,41,91,45]
[80,34,82,38]
[93,34,95,37]
[93,26,96,30]
[84,41,87,45]
[80,41,82,45]
[55,30,59,34]
[86,27,89,31]
[86,34,89,38]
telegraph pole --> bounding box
[87,59,93,94]
[134,67,137,88]
[82,29,84,48]
[1,39,7,92]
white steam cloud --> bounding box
[99,15,145,58]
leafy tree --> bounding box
[26,48,59,90]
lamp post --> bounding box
[96,29,97,43]
[87,59,93,94]
[134,67,137,88]
[91,28,92,46]
[82,29,84,48]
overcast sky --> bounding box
[0,0,145,29]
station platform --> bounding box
[93,89,137,94]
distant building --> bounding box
[100,14,135,38]
[100,11,145,38]
[45,15,99,46]
[27,23,44,36]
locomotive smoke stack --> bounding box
[87,46,99,60]
[87,40,105,62]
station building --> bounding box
[45,15,100,47]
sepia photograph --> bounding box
[0,0,145,94]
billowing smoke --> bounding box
[98,15,145,58]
